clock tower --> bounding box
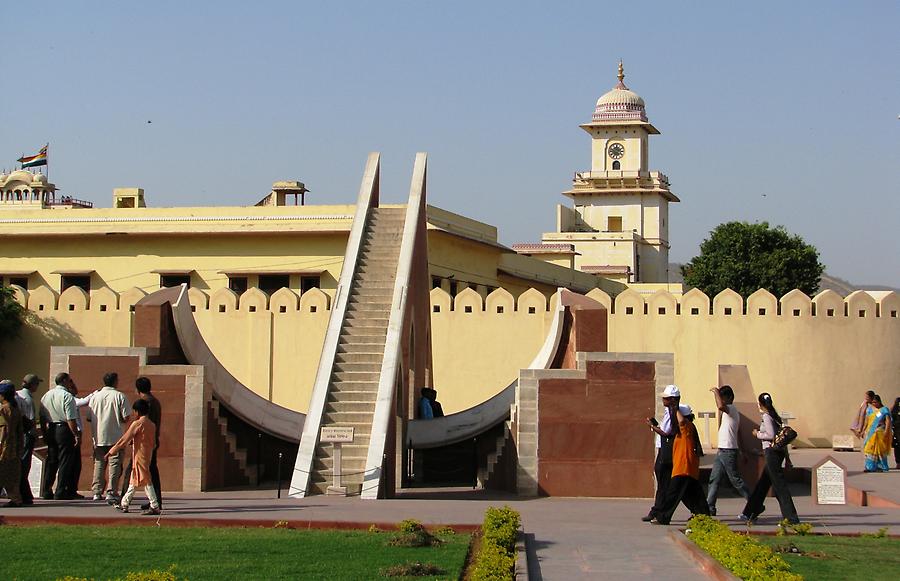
[536,62,679,284]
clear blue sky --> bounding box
[2,1,898,286]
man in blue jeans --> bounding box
[706,385,750,516]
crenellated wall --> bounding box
[3,284,330,413]
[429,286,558,414]
[583,286,900,446]
[5,281,900,446]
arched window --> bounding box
[612,160,621,170]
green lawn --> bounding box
[0,524,471,581]
[758,534,900,581]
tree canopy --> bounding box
[681,221,824,299]
[0,286,25,354]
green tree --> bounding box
[0,286,25,354]
[681,221,824,299]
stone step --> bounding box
[355,266,397,277]
[335,352,384,364]
[313,457,368,473]
[323,411,375,425]
[336,342,385,354]
[328,390,378,403]
[333,361,381,373]
[340,325,387,337]
[343,318,389,330]
[345,307,391,319]
[316,441,371,456]
[345,308,389,327]
[326,400,375,413]
[338,334,385,345]
[345,299,392,311]
[333,370,380,382]
[352,273,398,284]
[347,286,393,298]
[329,382,379,395]
[357,257,399,268]
[349,280,395,290]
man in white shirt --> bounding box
[40,372,81,500]
[87,372,129,502]
[15,373,43,505]
[643,384,681,522]
[706,385,751,516]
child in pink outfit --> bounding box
[106,399,160,515]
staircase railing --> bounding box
[360,152,428,499]
[289,152,381,498]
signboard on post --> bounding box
[321,426,354,443]
[812,455,847,505]
[321,427,354,496]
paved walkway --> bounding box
[3,450,898,580]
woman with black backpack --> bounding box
[740,392,800,525]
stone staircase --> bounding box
[210,399,258,486]
[308,207,405,494]
[477,421,511,487]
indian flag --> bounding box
[18,145,48,168]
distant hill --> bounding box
[669,263,898,297]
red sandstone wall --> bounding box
[537,360,655,497]
[67,355,186,492]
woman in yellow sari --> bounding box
[863,394,892,473]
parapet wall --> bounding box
[4,284,330,413]
[587,287,900,446]
[6,282,899,446]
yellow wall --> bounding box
[6,281,899,448]
[428,287,557,414]
[592,287,900,447]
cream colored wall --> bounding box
[6,280,898,448]
[0,232,348,297]
[576,194,644,233]
[0,284,329,413]
[588,287,900,447]
[428,287,557,414]
[588,127,648,172]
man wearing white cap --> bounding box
[642,384,681,522]
[651,403,711,525]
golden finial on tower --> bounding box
[617,60,625,83]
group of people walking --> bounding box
[643,384,800,525]
[0,371,163,516]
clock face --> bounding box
[608,143,625,160]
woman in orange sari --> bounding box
[106,399,160,515]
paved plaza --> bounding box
[4,449,898,580]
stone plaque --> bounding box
[832,434,855,451]
[29,454,43,496]
[321,426,354,443]
[814,458,846,505]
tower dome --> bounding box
[592,62,648,122]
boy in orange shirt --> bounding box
[652,404,710,525]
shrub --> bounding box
[387,520,442,548]
[380,561,444,577]
[397,519,426,534]
[861,527,889,539]
[482,506,520,554]
[470,506,521,581]
[116,569,180,581]
[433,525,456,536]
[776,519,813,537]
[57,567,181,581]
[686,515,801,581]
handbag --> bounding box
[771,425,798,450]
